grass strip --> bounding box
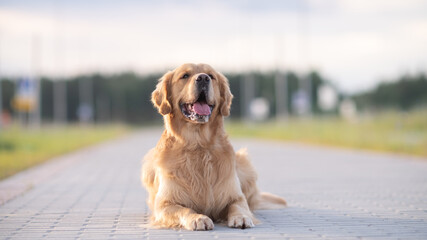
[0,125,127,180]
[226,110,427,158]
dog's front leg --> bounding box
[156,202,214,231]
[227,196,255,229]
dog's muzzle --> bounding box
[180,74,214,123]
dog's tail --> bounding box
[236,148,287,211]
[252,192,287,210]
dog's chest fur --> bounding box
[172,146,238,218]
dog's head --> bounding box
[152,63,233,124]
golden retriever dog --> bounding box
[141,63,286,231]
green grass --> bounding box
[226,110,427,157]
[0,125,128,180]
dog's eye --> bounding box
[182,73,189,79]
[208,74,214,79]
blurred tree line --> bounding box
[353,73,427,111]
[3,70,425,125]
[1,70,331,124]
[1,72,160,124]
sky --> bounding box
[1,0,427,93]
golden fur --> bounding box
[141,63,286,231]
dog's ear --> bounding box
[152,71,174,115]
[218,73,233,117]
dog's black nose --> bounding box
[196,74,210,83]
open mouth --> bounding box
[180,92,214,123]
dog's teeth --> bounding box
[181,103,211,123]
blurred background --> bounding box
[0,0,426,179]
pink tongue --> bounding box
[193,102,211,116]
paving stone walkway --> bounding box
[1,129,427,239]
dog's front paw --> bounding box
[184,214,214,231]
[228,215,254,229]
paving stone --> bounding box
[1,129,427,239]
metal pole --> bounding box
[242,73,255,122]
[78,77,94,124]
[298,0,312,116]
[275,72,288,120]
[306,73,312,115]
[53,1,67,125]
[31,34,41,128]
[54,80,67,124]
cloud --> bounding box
[0,8,55,35]
[0,0,426,92]
[336,0,427,14]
